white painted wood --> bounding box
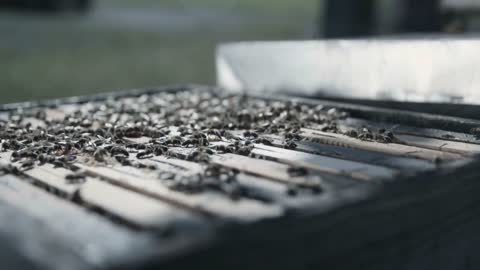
[79,178,203,230]
[23,164,81,196]
[0,175,155,267]
[217,40,480,104]
[77,164,283,223]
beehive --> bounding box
[1,85,480,270]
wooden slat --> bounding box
[129,138,358,189]
[44,107,70,121]
[0,175,155,268]
[129,138,364,187]
[149,155,203,175]
[0,152,80,197]
[227,130,419,174]
[163,150,377,214]
[208,153,357,189]
[0,147,288,223]
[301,128,461,161]
[250,144,397,181]
[24,164,81,197]
[171,143,392,182]
[209,132,403,179]
[342,118,480,145]
[329,119,480,154]
[77,164,284,223]
[234,173,326,210]
[395,134,480,155]
[263,134,435,172]
[79,178,208,231]
[146,156,319,210]
[0,154,211,234]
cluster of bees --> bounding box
[0,90,352,196]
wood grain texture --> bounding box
[394,134,480,155]
[146,156,322,211]
[251,144,397,181]
[316,119,480,154]
[79,178,209,231]
[0,175,155,269]
[263,134,436,172]
[301,128,461,161]
[23,164,81,197]
[77,164,284,223]
[342,117,480,145]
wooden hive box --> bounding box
[1,85,480,270]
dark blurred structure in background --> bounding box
[2,0,480,104]
[324,0,376,38]
[321,0,480,38]
[0,0,92,13]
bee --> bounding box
[163,136,183,146]
[321,122,339,133]
[442,134,456,140]
[20,159,35,170]
[182,138,199,147]
[136,150,153,159]
[358,127,374,141]
[53,159,68,168]
[153,145,167,156]
[124,127,144,138]
[186,150,211,163]
[133,161,148,169]
[65,173,87,185]
[284,140,298,150]
[345,129,358,138]
[284,132,302,141]
[470,127,480,138]
[375,128,396,143]
[207,129,223,138]
[253,138,273,146]
[235,145,253,156]
[93,148,108,162]
[243,131,258,139]
[38,154,55,165]
[1,164,21,176]
[109,146,129,157]
[287,166,308,177]
[213,144,235,153]
[1,141,11,151]
[286,184,298,197]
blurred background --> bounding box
[0,0,317,104]
[1,0,479,104]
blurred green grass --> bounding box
[0,0,317,104]
[116,0,317,15]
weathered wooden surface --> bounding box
[261,134,436,172]
[1,86,480,269]
[0,175,157,269]
[77,163,284,223]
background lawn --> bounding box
[0,0,318,104]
